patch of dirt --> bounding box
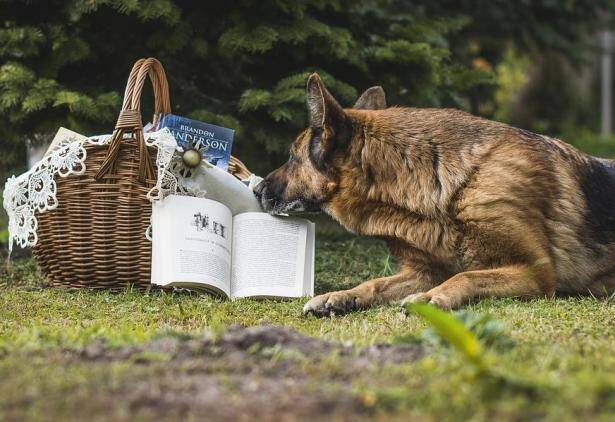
[75,325,423,421]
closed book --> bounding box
[157,114,234,171]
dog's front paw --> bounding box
[401,292,453,310]
[303,290,365,317]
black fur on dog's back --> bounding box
[578,157,615,245]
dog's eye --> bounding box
[289,152,298,163]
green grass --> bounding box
[0,221,614,420]
[565,130,615,159]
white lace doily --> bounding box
[2,128,206,255]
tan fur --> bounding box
[256,74,615,315]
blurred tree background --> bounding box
[1,0,614,222]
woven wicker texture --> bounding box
[33,58,171,290]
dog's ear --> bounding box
[306,73,345,133]
[353,86,386,110]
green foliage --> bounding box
[399,308,515,351]
[1,233,614,419]
[424,1,614,125]
[1,0,497,184]
[426,0,614,60]
[493,48,530,123]
[565,130,615,159]
[405,303,486,370]
[1,0,612,203]
[450,310,515,350]
[405,303,546,398]
[0,26,44,57]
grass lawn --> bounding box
[0,220,614,421]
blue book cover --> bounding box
[157,114,234,170]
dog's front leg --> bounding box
[303,269,436,317]
[401,263,556,310]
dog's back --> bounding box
[348,106,615,296]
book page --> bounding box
[151,195,233,297]
[230,213,309,298]
[303,221,315,296]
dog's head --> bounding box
[256,74,385,214]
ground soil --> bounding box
[70,325,423,421]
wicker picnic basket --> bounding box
[33,58,173,290]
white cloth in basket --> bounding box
[2,128,261,255]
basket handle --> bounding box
[120,58,170,124]
[95,58,171,182]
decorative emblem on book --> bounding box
[181,147,203,169]
[192,212,227,239]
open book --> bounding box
[151,195,315,299]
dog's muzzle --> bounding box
[254,180,284,213]
[254,180,320,215]
[253,180,271,210]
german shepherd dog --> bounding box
[255,74,615,316]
